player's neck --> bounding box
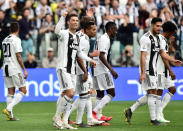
[11,32,18,36]
[162,32,168,39]
[69,28,76,34]
[150,30,158,37]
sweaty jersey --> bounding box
[93,33,110,76]
[139,31,160,76]
[76,31,90,75]
[157,34,169,77]
[2,34,22,76]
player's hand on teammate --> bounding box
[173,60,182,66]
[170,71,176,80]
[90,60,97,68]
[24,70,28,79]
[90,50,100,57]
[111,70,118,79]
[82,72,88,82]
[139,73,146,84]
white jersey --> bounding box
[139,31,160,76]
[93,33,110,76]
[157,34,169,76]
[55,16,92,75]
[76,32,90,75]
[2,34,22,76]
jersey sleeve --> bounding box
[98,36,109,53]
[160,37,166,51]
[79,37,88,52]
[14,38,23,53]
[140,36,149,52]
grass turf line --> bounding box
[0,101,183,131]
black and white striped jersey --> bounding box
[157,34,169,77]
[139,31,160,76]
[55,17,92,75]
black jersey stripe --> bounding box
[67,33,74,73]
[148,35,156,76]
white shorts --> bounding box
[141,74,157,91]
[157,74,175,90]
[57,69,76,91]
[93,72,114,91]
[75,73,92,95]
[5,73,26,88]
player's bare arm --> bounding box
[160,50,182,66]
[162,58,176,80]
[99,52,118,79]
[76,56,88,82]
[16,52,28,79]
[139,51,146,83]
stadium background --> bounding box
[0,0,183,131]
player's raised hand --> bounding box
[24,70,28,79]
[139,74,146,84]
[111,70,118,79]
[86,8,94,17]
[62,11,68,18]
[82,72,88,82]
[90,60,97,68]
[170,71,176,80]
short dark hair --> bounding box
[80,16,95,29]
[67,13,78,21]
[84,21,95,30]
[10,22,19,33]
[162,21,177,32]
[151,17,162,24]
[105,21,116,32]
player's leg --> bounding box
[93,90,104,119]
[93,73,114,122]
[7,88,15,106]
[156,89,163,122]
[144,74,164,125]
[162,86,176,111]
[54,70,76,129]
[124,95,148,124]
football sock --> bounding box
[55,95,63,116]
[6,94,14,106]
[93,94,113,115]
[156,95,162,119]
[130,95,147,112]
[76,96,87,124]
[147,94,157,121]
[7,92,24,112]
[62,95,73,123]
[86,96,93,121]
[70,97,79,114]
[161,92,173,111]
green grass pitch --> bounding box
[0,101,183,131]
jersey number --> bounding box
[3,43,11,57]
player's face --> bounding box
[68,16,79,30]
[152,22,162,35]
[110,26,117,38]
[86,25,97,38]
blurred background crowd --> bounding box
[0,0,183,68]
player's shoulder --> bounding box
[100,33,109,41]
[140,32,151,42]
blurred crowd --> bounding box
[0,0,183,68]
